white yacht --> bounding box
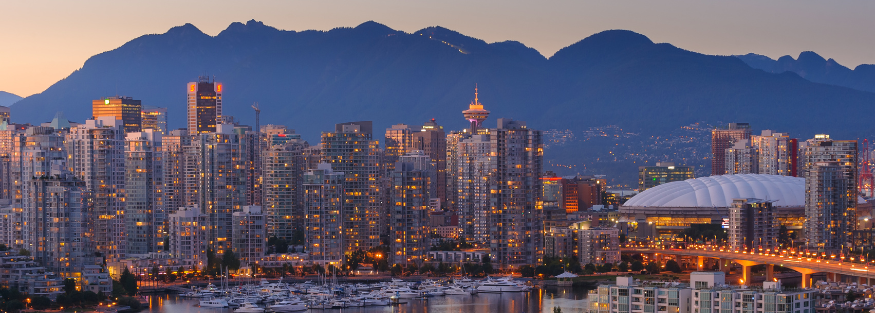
[476,276,525,292]
[267,300,307,312]
[199,298,229,308]
[444,286,474,295]
[234,302,264,313]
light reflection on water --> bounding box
[142,287,591,313]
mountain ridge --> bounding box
[0,91,21,107]
[736,52,875,93]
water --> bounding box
[142,287,590,313]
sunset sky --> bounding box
[1,0,874,98]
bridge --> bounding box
[621,246,875,288]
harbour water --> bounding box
[141,287,590,313]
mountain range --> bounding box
[8,20,875,182]
[736,52,875,93]
[0,91,21,107]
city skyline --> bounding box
[2,0,875,98]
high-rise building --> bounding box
[445,131,466,214]
[162,129,190,214]
[638,162,694,191]
[725,139,757,175]
[802,134,857,251]
[389,152,433,266]
[0,106,9,125]
[92,96,142,133]
[187,77,223,135]
[141,106,168,135]
[455,133,492,243]
[12,127,65,211]
[303,163,345,266]
[232,206,266,267]
[711,123,751,175]
[413,119,447,205]
[541,173,565,221]
[384,124,414,173]
[66,117,127,262]
[236,126,262,207]
[728,198,777,250]
[321,121,380,252]
[26,160,97,275]
[125,130,164,254]
[262,137,309,242]
[488,118,543,267]
[751,130,798,177]
[190,124,245,253]
[560,176,605,213]
[168,207,208,267]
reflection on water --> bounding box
[143,287,591,313]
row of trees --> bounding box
[519,256,686,278]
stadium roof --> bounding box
[623,174,805,209]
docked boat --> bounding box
[444,286,474,295]
[199,298,229,308]
[234,302,264,313]
[267,300,307,312]
[476,276,525,292]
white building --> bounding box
[125,129,164,254]
[690,272,815,313]
[303,163,345,266]
[587,276,692,313]
[168,207,208,267]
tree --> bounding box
[618,262,629,272]
[63,278,77,294]
[584,263,596,274]
[554,307,563,313]
[631,261,644,272]
[391,264,403,276]
[519,265,535,278]
[119,267,138,296]
[645,262,660,274]
[665,260,682,273]
[481,255,493,274]
[222,250,241,271]
[598,263,614,273]
[31,296,52,310]
[419,263,435,274]
[0,244,7,251]
[17,248,29,256]
[83,290,100,303]
[5,300,23,312]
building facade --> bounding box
[187,77,222,135]
[125,130,164,254]
[231,206,267,267]
[801,135,857,251]
[728,199,777,250]
[638,162,694,191]
[92,96,142,133]
[578,228,620,265]
[711,123,751,176]
[167,207,208,267]
[303,164,345,266]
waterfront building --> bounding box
[802,135,857,251]
[167,207,208,267]
[303,163,345,266]
[690,272,815,313]
[638,162,694,191]
[587,276,692,313]
[187,76,223,134]
[125,130,164,254]
[92,96,142,133]
[389,151,434,266]
[712,123,751,176]
[320,121,380,251]
[544,226,573,258]
[66,117,126,262]
[232,206,267,267]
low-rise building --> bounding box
[691,272,815,313]
[587,276,692,313]
[545,226,574,258]
[427,250,489,264]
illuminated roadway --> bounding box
[621,246,875,287]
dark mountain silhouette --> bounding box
[0,91,21,107]
[11,21,875,172]
[736,52,875,93]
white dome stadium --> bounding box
[623,174,805,209]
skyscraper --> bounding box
[456,133,492,243]
[711,123,751,175]
[141,106,168,135]
[232,206,266,267]
[162,129,190,213]
[751,130,798,177]
[802,134,857,251]
[384,124,414,173]
[190,124,245,253]
[321,121,380,251]
[187,77,223,135]
[390,151,434,266]
[66,117,127,262]
[26,160,97,275]
[125,130,164,254]
[262,137,309,242]
[413,119,447,206]
[168,207,208,267]
[489,118,543,267]
[725,139,757,175]
[92,96,142,133]
[304,163,345,266]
